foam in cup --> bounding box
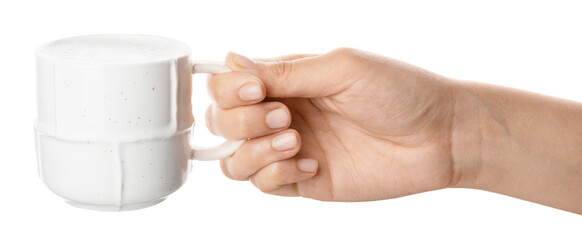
[36,35,190,64]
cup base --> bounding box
[66,198,166,211]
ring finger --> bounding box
[220,129,302,180]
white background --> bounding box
[1,0,581,239]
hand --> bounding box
[206,48,458,201]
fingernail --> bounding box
[265,108,290,129]
[232,53,255,69]
[239,83,263,101]
[271,132,297,151]
[297,158,318,173]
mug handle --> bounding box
[190,61,246,160]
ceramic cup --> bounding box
[34,35,245,211]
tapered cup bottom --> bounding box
[66,198,166,211]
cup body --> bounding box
[35,35,195,211]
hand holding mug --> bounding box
[210,48,457,200]
[36,36,582,214]
[213,48,582,215]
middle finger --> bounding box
[206,101,292,140]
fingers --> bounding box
[207,71,265,109]
[253,53,318,62]
[206,101,291,140]
[219,129,302,180]
[249,158,318,194]
[209,50,345,196]
[218,128,318,196]
[224,48,365,98]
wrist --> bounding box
[448,80,582,213]
[448,81,512,189]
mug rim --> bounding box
[35,34,192,66]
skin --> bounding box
[205,48,582,214]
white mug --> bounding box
[34,35,245,211]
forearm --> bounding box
[451,81,582,214]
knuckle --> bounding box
[268,161,285,180]
[206,75,221,99]
[219,158,233,179]
[253,161,292,193]
[213,94,228,108]
[250,177,268,193]
[206,74,217,89]
[256,182,270,193]
[274,60,293,80]
[331,47,358,57]
[207,75,234,109]
[270,60,295,90]
[226,157,248,181]
[213,90,230,109]
[256,60,295,97]
[330,47,363,67]
[234,110,252,138]
[250,139,267,156]
[229,172,248,181]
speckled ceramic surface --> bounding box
[35,35,244,211]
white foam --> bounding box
[37,35,190,64]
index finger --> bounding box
[253,53,319,62]
[207,71,266,109]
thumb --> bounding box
[225,49,358,98]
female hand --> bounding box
[206,48,458,201]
